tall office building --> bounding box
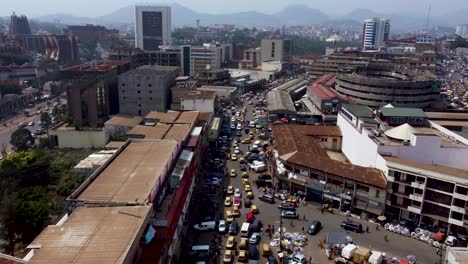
[362,18,390,51]
[456,24,468,38]
[135,6,171,51]
[9,12,31,35]
[260,38,292,63]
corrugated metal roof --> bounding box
[380,107,427,118]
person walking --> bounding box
[366,226,369,233]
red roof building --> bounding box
[307,74,348,116]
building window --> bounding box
[148,84,152,87]
[138,104,141,107]
[122,83,125,86]
[375,190,380,198]
[137,90,141,94]
[150,98,152,100]
[122,90,125,93]
[137,84,140,87]
[356,184,370,192]
[333,138,338,143]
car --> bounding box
[226,211,234,223]
[249,148,261,154]
[248,245,259,260]
[234,147,240,154]
[224,196,232,206]
[240,164,247,171]
[236,131,242,137]
[229,221,238,235]
[230,124,236,130]
[194,221,217,231]
[282,198,298,207]
[242,138,251,144]
[281,210,298,219]
[244,198,252,208]
[246,191,254,199]
[242,172,249,178]
[341,221,363,233]
[251,205,258,213]
[277,203,295,211]
[230,169,237,177]
[231,154,238,161]
[267,255,278,264]
[232,206,240,217]
[218,220,228,234]
[234,188,242,198]
[226,236,236,249]
[307,221,322,235]
[28,121,35,126]
[242,178,249,186]
[255,179,272,188]
[245,185,252,192]
[259,194,275,204]
[250,232,260,244]
[223,249,232,263]
[233,196,241,207]
[232,141,238,147]
[239,157,246,163]
[227,185,234,195]
[238,250,248,262]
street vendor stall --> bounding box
[353,247,371,263]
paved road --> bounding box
[187,99,440,264]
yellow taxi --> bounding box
[241,172,249,178]
[246,191,254,199]
[223,250,232,263]
[239,238,248,250]
[227,185,234,195]
[231,154,238,161]
[232,206,240,217]
[242,138,251,144]
[251,204,259,213]
[283,197,298,207]
[238,250,248,262]
[226,236,236,249]
[225,211,234,223]
[245,185,252,192]
[249,131,254,137]
[242,179,249,186]
[230,169,237,177]
[239,157,245,164]
[224,196,232,207]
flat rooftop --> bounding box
[28,206,150,264]
[104,115,143,127]
[164,124,192,141]
[120,65,179,76]
[144,111,181,123]
[127,124,171,139]
[175,111,199,124]
[384,156,468,180]
[76,140,178,204]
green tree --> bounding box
[449,35,468,49]
[0,150,51,188]
[40,112,52,130]
[10,128,34,151]
[0,193,19,255]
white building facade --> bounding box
[135,6,172,50]
[362,18,390,51]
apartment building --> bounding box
[260,38,292,63]
[190,45,222,77]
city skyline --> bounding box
[1,0,468,18]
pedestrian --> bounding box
[309,256,312,263]
[302,226,305,232]
[272,225,275,232]
[321,206,324,214]
[303,215,306,221]
[366,225,369,233]
[376,223,379,231]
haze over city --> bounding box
[1,0,468,17]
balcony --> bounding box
[451,205,466,214]
[453,192,468,201]
[394,178,412,186]
[408,205,422,214]
[411,181,425,189]
[409,194,423,202]
[448,217,464,227]
[387,175,395,182]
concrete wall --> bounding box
[181,98,215,113]
[49,128,107,149]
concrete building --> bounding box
[307,74,348,123]
[0,94,33,118]
[267,90,296,120]
[104,115,143,139]
[240,48,261,70]
[64,24,118,43]
[170,78,197,110]
[190,45,222,77]
[335,65,439,108]
[362,18,390,51]
[118,65,179,116]
[135,6,171,50]
[62,60,131,128]
[48,122,107,149]
[260,38,292,63]
[272,124,387,216]
[72,149,117,175]
[181,91,217,113]
[9,12,31,35]
[456,24,468,38]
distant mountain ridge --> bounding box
[32,3,463,31]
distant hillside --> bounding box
[32,3,463,31]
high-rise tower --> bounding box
[135,6,171,51]
[362,18,390,51]
[9,12,32,35]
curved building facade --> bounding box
[335,66,439,108]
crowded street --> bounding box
[181,87,441,264]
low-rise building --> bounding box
[72,149,117,175]
[181,91,218,113]
[267,90,296,120]
[104,115,143,139]
[48,122,107,149]
[272,124,387,216]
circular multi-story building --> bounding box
[335,65,439,108]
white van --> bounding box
[240,222,250,237]
[194,221,216,231]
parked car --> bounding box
[229,221,238,235]
[218,220,228,234]
[234,188,242,197]
[307,221,322,235]
[244,198,252,208]
[341,221,363,233]
[259,194,275,204]
[240,164,247,171]
[250,232,260,244]
[277,203,295,211]
[194,221,217,231]
[281,210,298,219]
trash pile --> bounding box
[384,223,451,248]
[270,231,308,254]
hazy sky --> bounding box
[2,0,468,17]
